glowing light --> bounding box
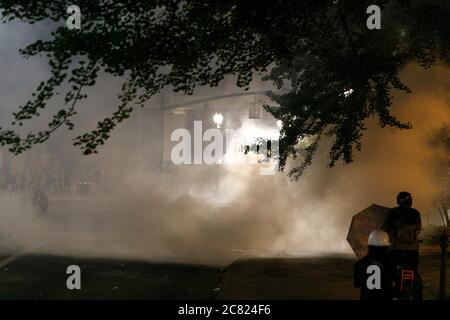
[276,120,283,130]
[213,113,224,128]
[343,88,354,97]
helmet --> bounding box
[368,229,390,247]
[397,191,413,207]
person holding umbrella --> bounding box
[353,229,395,300]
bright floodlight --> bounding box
[213,113,224,128]
[276,120,283,130]
[344,88,354,97]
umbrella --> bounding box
[347,203,390,259]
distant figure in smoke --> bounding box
[382,191,422,299]
[353,230,395,300]
[32,186,48,215]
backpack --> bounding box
[395,224,418,244]
[387,208,420,250]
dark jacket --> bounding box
[354,248,395,300]
[382,206,421,252]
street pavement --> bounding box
[1,251,448,299]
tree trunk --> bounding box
[439,228,448,300]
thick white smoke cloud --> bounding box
[0,21,448,266]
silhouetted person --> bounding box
[382,191,422,299]
[32,186,48,215]
[382,191,421,269]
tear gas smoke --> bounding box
[0,22,448,265]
